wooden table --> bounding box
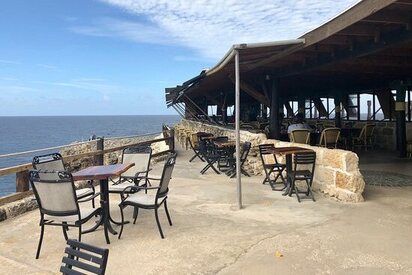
[270,146,314,196]
[213,140,236,148]
[73,163,134,244]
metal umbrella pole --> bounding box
[235,49,242,209]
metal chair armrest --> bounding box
[78,192,101,203]
[86,180,95,193]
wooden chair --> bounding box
[187,133,204,162]
[258,144,287,191]
[226,142,251,178]
[289,129,310,144]
[318,128,341,148]
[60,239,109,275]
[288,152,316,203]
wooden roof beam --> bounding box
[229,75,270,106]
[276,28,412,78]
[361,10,412,25]
[337,24,380,37]
[302,0,397,46]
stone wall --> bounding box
[60,134,168,171]
[176,119,365,202]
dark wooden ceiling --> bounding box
[167,0,412,107]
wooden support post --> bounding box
[170,128,175,152]
[298,99,305,115]
[395,86,407,157]
[16,170,30,192]
[334,96,342,128]
[216,104,222,116]
[269,79,280,139]
[262,104,268,119]
[96,137,104,166]
[222,104,227,124]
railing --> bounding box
[0,128,174,206]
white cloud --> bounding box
[83,0,361,60]
[0,85,39,93]
[41,78,119,93]
[0,59,20,65]
[70,18,175,45]
[36,63,59,70]
[0,77,18,81]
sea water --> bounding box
[0,115,180,196]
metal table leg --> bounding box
[282,154,292,196]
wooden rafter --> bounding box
[229,75,269,106]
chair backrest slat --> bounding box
[64,247,104,265]
[240,142,251,164]
[32,153,66,181]
[62,257,102,274]
[157,153,177,197]
[60,266,84,275]
[61,239,109,275]
[121,145,152,178]
[259,144,277,165]
[30,171,78,216]
[290,129,310,144]
[320,128,340,148]
[293,152,316,172]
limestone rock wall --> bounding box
[60,134,160,171]
[176,119,365,202]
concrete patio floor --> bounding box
[0,146,412,274]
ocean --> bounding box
[0,115,180,196]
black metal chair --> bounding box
[212,136,232,171]
[187,133,205,162]
[258,144,287,191]
[198,138,221,174]
[108,145,152,194]
[29,170,102,259]
[118,153,176,239]
[32,153,96,208]
[288,152,316,203]
[60,239,109,275]
[227,142,251,178]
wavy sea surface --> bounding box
[0,115,180,196]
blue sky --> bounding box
[0,0,359,116]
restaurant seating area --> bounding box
[28,148,177,266]
[2,139,412,274]
[175,119,367,203]
[180,128,319,203]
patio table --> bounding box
[72,163,134,244]
[269,146,314,196]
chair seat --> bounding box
[289,170,312,179]
[264,163,286,168]
[44,208,98,223]
[109,181,136,192]
[124,192,165,206]
[75,187,94,199]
